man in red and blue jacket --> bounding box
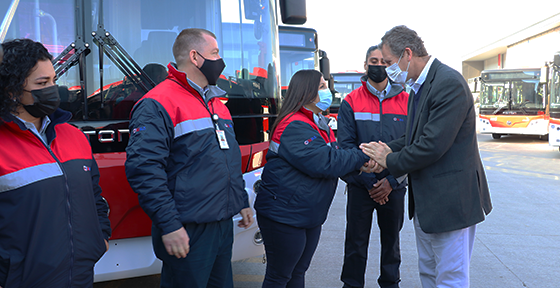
[125,28,253,287]
[339,46,409,288]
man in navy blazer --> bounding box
[361,25,492,287]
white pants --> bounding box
[413,215,476,288]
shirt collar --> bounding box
[410,56,435,94]
[186,77,209,100]
[366,80,392,100]
[13,114,51,143]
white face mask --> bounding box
[385,52,410,85]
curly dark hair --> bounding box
[0,38,53,117]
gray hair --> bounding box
[380,25,428,58]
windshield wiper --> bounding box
[492,103,507,115]
[0,0,20,42]
[514,102,528,114]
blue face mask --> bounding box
[315,88,332,111]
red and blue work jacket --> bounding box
[125,63,249,236]
[254,107,369,228]
[0,109,110,288]
[337,76,409,191]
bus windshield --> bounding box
[332,72,363,108]
[278,26,318,89]
[480,70,545,112]
[551,68,560,111]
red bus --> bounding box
[278,25,334,125]
[1,0,305,282]
[279,26,320,93]
[327,71,364,131]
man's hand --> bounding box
[360,141,392,171]
[238,208,254,229]
[105,239,109,252]
[162,227,190,258]
[369,178,392,205]
[360,159,379,173]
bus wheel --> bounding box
[492,133,502,139]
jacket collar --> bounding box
[1,108,72,144]
[299,106,330,132]
[407,58,441,142]
[360,75,404,100]
[1,108,71,130]
[299,106,315,121]
[167,63,226,102]
[410,56,435,94]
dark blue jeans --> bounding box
[341,185,405,288]
[257,214,322,288]
[152,219,234,288]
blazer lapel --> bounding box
[405,89,415,144]
[409,58,440,143]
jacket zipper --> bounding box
[173,78,234,217]
[379,94,384,137]
[39,131,74,286]
[208,99,232,215]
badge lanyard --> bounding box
[212,113,229,149]
[171,79,229,149]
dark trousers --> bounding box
[341,185,405,288]
[257,214,322,288]
[152,219,234,288]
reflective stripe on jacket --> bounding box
[0,109,110,288]
[337,77,409,190]
[255,107,369,228]
[125,63,249,235]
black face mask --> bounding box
[196,51,226,85]
[367,65,387,83]
[23,85,60,118]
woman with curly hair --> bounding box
[0,38,111,288]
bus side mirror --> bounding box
[554,52,560,66]
[319,50,331,81]
[279,0,306,24]
[244,0,262,20]
[329,75,336,94]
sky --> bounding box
[302,0,560,73]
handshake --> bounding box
[358,141,393,174]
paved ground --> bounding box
[233,133,560,288]
[95,133,560,287]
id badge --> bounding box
[216,130,230,149]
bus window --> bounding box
[552,69,560,109]
[74,0,279,145]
